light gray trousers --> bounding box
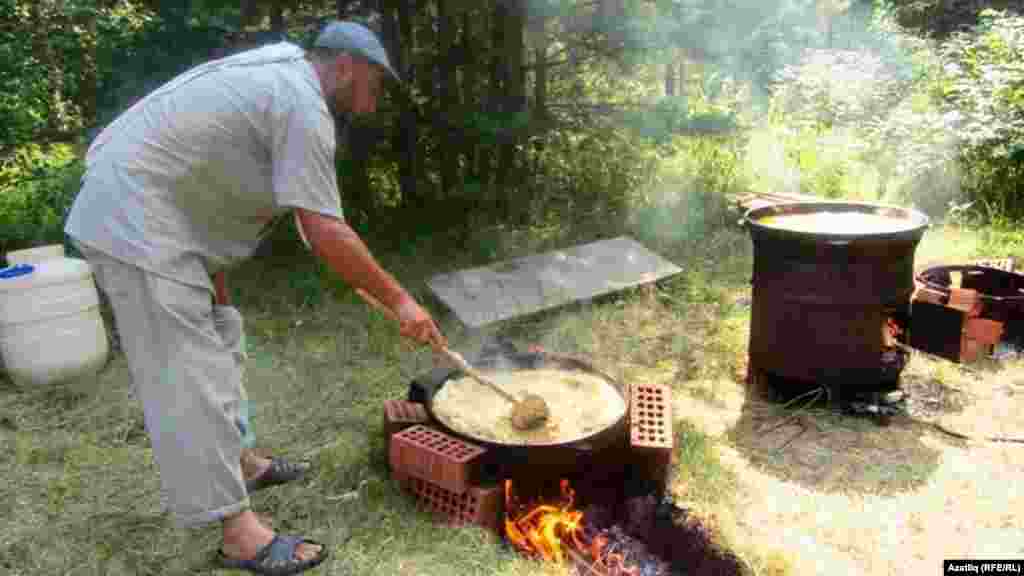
[76,243,252,528]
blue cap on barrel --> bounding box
[0,264,34,279]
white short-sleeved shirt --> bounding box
[65,42,340,292]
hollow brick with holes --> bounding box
[383,400,430,462]
[397,476,503,532]
[965,317,1003,346]
[390,425,486,494]
[384,400,428,438]
[629,383,674,484]
[630,383,673,451]
[626,381,675,467]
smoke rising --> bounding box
[589,0,968,249]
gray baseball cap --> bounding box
[314,21,400,84]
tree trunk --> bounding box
[665,60,675,97]
[461,12,479,186]
[419,2,438,203]
[565,9,584,100]
[80,2,100,130]
[438,0,457,201]
[270,3,285,35]
[530,3,548,182]
[679,59,687,97]
[531,10,547,124]
[480,2,505,211]
[392,0,419,212]
[31,0,71,136]
[497,0,525,220]
[600,0,626,51]
[818,0,851,49]
[343,0,377,223]
[240,0,260,29]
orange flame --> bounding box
[504,479,641,575]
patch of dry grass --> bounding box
[3,219,1023,576]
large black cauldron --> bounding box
[408,343,630,481]
[743,201,929,395]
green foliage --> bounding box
[935,9,1024,219]
[529,121,661,227]
[753,10,966,213]
[93,12,231,131]
[769,48,916,131]
[627,96,740,145]
[629,133,745,252]
[637,0,870,94]
[0,0,51,147]
[0,144,84,255]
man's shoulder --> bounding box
[248,44,322,104]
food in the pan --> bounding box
[510,394,550,430]
[758,211,915,234]
[432,368,626,445]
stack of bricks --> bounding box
[910,281,1004,363]
[384,400,502,532]
[383,381,676,533]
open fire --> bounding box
[504,478,678,576]
[389,346,746,575]
[504,479,585,565]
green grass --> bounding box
[3,162,1023,575]
[0,187,768,575]
[672,420,738,509]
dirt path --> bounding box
[662,356,1024,576]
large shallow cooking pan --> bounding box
[408,347,629,454]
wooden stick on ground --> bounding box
[565,547,608,576]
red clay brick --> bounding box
[390,425,486,494]
[960,336,983,363]
[948,288,981,316]
[912,285,947,307]
[630,383,673,453]
[383,400,429,438]
[400,477,503,532]
[965,318,1003,346]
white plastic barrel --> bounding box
[0,258,110,386]
[5,244,66,266]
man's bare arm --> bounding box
[295,208,446,348]
[295,208,407,310]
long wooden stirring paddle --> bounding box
[353,288,550,430]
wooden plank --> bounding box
[426,236,683,328]
[730,191,824,214]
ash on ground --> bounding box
[573,494,746,576]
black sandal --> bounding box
[217,534,327,576]
[245,457,310,493]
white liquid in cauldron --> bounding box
[758,211,916,234]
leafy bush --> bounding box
[626,96,740,145]
[629,133,747,252]
[935,9,1024,218]
[769,48,915,131]
[528,120,661,228]
[0,144,84,256]
[757,11,970,215]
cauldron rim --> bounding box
[410,351,629,451]
[743,200,930,241]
